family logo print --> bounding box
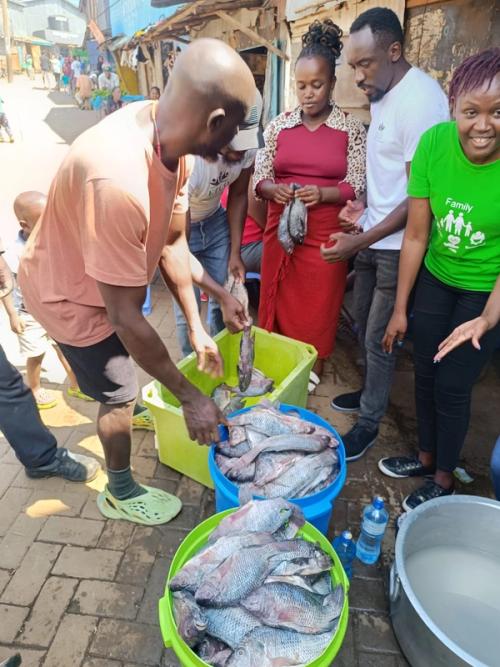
[437,199,485,253]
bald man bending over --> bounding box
[18,39,256,526]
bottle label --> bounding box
[362,519,387,536]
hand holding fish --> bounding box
[270,183,295,205]
[220,292,251,333]
[295,185,322,208]
[182,392,227,445]
[320,232,361,263]
[188,326,224,377]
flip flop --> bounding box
[132,407,155,431]
[67,387,95,402]
[308,371,321,394]
[97,485,182,525]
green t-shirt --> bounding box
[408,121,500,292]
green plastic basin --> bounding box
[158,509,350,666]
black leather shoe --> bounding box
[378,455,436,479]
[343,423,378,461]
[403,481,455,511]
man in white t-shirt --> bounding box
[71,57,82,90]
[321,7,449,461]
[98,65,119,92]
[174,90,263,357]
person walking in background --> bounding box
[150,86,161,101]
[76,68,93,110]
[71,56,82,91]
[50,53,62,90]
[254,19,366,392]
[25,53,34,80]
[62,56,72,93]
[381,49,500,510]
[325,8,449,457]
[0,95,14,143]
[97,54,106,75]
[40,51,51,89]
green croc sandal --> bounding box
[97,485,182,525]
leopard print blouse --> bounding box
[253,104,367,199]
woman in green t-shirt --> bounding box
[380,48,500,511]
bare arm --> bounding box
[97,281,225,444]
[382,196,433,353]
[0,254,13,299]
[247,181,267,230]
[227,167,252,282]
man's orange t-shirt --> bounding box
[77,74,92,98]
[19,101,191,347]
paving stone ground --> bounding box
[1,75,498,667]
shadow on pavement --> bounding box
[48,90,76,106]
[44,106,100,145]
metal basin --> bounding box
[390,495,500,667]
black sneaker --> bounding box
[343,423,378,461]
[331,390,362,413]
[26,448,100,483]
[378,455,436,479]
[403,481,455,511]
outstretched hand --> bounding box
[434,316,490,362]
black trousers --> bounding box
[0,345,57,468]
[413,267,500,472]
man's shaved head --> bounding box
[14,191,46,238]
[156,39,256,163]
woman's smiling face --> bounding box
[452,73,500,164]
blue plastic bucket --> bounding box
[209,403,346,535]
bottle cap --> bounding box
[373,496,384,509]
[342,530,353,540]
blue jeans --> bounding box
[174,206,230,357]
[354,248,400,430]
[0,344,57,468]
[491,436,500,501]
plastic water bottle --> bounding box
[356,496,389,565]
[332,530,356,580]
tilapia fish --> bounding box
[204,606,261,649]
[224,274,249,319]
[226,627,332,667]
[208,498,304,543]
[171,591,207,647]
[169,532,275,593]
[212,385,244,416]
[234,368,274,398]
[197,637,232,667]
[216,438,251,458]
[277,183,308,255]
[238,326,255,393]
[241,581,344,634]
[228,406,316,437]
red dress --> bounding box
[255,108,366,359]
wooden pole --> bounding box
[215,10,289,60]
[1,0,14,82]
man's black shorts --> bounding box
[57,333,138,405]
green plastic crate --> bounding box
[142,326,317,488]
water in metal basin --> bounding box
[406,545,500,665]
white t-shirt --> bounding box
[189,151,256,222]
[98,71,119,91]
[364,67,449,250]
[71,60,82,77]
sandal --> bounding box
[132,407,155,431]
[35,388,58,410]
[308,371,321,394]
[67,387,95,402]
[97,484,182,525]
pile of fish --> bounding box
[215,402,339,501]
[278,184,308,255]
[213,278,275,415]
[170,499,344,667]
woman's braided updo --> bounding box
[298,19,343,78]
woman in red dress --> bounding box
[254,20,366,389]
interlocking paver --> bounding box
[1,542,61,606]
[0,570,9,596]
[349,576,388,614]
[97,521,134,551]
[355,612,401,654]
[83,660,122,667]
[0,647,46,666]
[137,556,170,625]
[17,576,78,647]
[115,528,159,586]
[0,604,29,642]
[90,619,164,665]
[0,488,33,537]
[44,614,98,667]
[38,516,104,547]
[52,546,122,580]
[0,464,21,499]
[175,477,204,505]
[23,489,88,518]
[72,581,144,619]
[359,652,398,667]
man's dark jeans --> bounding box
[0,344,57,468]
